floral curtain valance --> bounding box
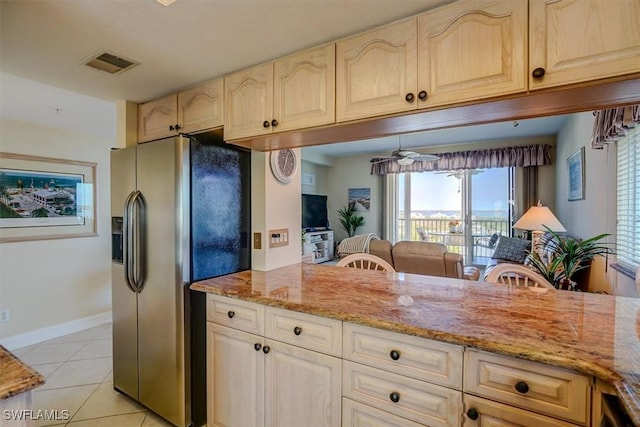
[591,104,640,149]
[370,144,552,175]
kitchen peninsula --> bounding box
[191,263,640,426]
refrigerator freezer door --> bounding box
[136,138,189,426]
[111,147,139,400]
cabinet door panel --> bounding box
[342,398,424,427]
[336,18,418,122]
[138,94,177,143]
[264,341,341,427]
[274,44,335,132]
[224,63,273,140]
[207,323,264,427]
[418,0,527,108]
[178,79,223,133]
[530,0,640,89]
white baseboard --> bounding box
[0,311,112,351]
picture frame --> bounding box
[348,187,371,212]
[567,147,585,201]
[0,152,97,242]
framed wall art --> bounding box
[567,147,585,201]
[0,152,97,242]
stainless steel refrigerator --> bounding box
[110,131,250,427]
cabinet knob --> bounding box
[175,124,181,131]
[418,90,428,101]
[169,125,175,131]
[271,119,278,127]
[293,326,302,336]
[389,392,400,403]
[389,349,401,361]
[466,408,479,420]
[514,381,529,394]
[532,67,546,79]
[262,345,271,354]
[254,343,262,351]
[263,120,271,128]
[227,310,235,318]
[405,93,415,103]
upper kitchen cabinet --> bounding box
[417,0,527,108]
[138,94,178,143]
[529,0,640,90]
[224,44,335,141]
[336,18,418,123]
[177,78,224,134]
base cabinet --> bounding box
[462,395,579,427]
[302,230,334,263]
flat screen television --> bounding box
[302,194,328,230]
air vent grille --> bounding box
[84,51,138,75]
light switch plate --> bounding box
[253,232,262,250]
[269,228,289,248]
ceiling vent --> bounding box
[83,51,138,75]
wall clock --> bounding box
[270,149,297,184]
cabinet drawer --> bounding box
[463,394,579,427]
[206,294,264,335]
[464,350,591,425]
[343,322,463,389]
[342,397,424,427]
[343,360,461,426]
[264,307,341,356]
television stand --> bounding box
[302,230,334,264]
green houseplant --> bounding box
[337,203,365,237]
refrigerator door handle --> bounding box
[123,191,137,293]
[131,191,147,293]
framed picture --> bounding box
[567,147,585,201]
[348,187,370,212]
[0,152,97,242]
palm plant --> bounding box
[337,203,365,237]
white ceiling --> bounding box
[0,0,569,151]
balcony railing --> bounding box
[398,218,511,266]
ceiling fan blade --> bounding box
[399,150,419,158]
[413,154,440,161]
[370,158,393,164]
[396,157,414,166]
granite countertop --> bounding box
[0,345,45,400]
[191,262,640,426]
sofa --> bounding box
[368,240,480,280]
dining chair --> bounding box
[485,263,555,289]
[336,253,396,272]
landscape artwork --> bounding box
[0,168,86,228]
[348,187,370,212]
[567,147,585,201]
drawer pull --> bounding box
[389,392,400,403]
[293,326,302,336]
[263,120,271,128]
[466,408,479,420]
[405,93,415,103]
[227,310,235,318]
[254,343,262,351]
[389,349,401,361]
[418,90,428,101]
[262,345,271,354]
[514,381,529,394]
[532,67,546,79]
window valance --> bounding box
[370,144,552,175]
[591,104,640,149]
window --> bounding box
[616,126,640,269]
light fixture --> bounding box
[513,200,566,254]
[156,0,176,6]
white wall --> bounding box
[0,119,114,341]
[301,160,330,196]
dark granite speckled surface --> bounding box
[191,262,640,426]
[0,345,44,400]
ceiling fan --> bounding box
[371,137,440,166]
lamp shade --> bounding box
[513,202,566,232]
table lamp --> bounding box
[513,201,566,254]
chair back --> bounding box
[485,264,555,289]
[336,253,396,272]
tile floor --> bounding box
[13,323,173,427]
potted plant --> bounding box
[337,203,365,237]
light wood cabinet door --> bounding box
[418,0,527,108]
[463,395,579,427]
[342,398,425,427]
[138,93,177,143]
[224,63,274,140]
[264,340,341,427]
[206,323,264,427]
[178,78,223,134]
[529,0,640,90]
[273,44,335,132]
[336,18,418,122]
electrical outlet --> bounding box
[0,309,9,322]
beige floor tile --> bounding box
[11,343,40,357]
[32,383,98,427]
[101,370,113,383]
[20,341,88,365]
[31,362,63,378]
[71,382,146,421]
[94,325,112,340]
[141,411,175,427]
[69,339,112,361]
[38,357,112,391]
[44,325,110,345]
[66,412,146,427]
